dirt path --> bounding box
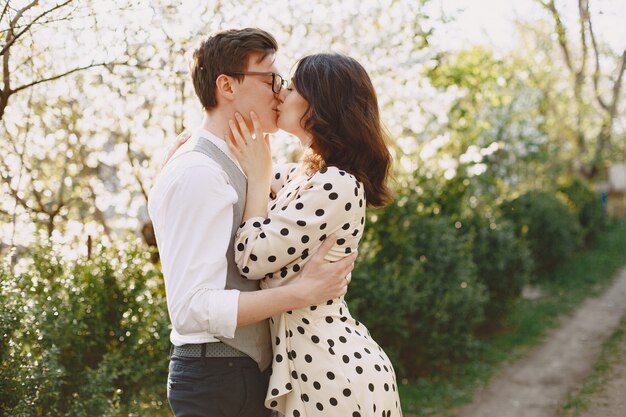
[577,322,626,417]
[579,365,626,417]
[455,266,626,417]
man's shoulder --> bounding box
[162,150,224,177]
[152,152,230,200]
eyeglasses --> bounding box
[225,71,288,94]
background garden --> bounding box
[1,0,625,416]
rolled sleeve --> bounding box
[205,288,240,338]
[154,163,242,341]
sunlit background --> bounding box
[1,0,624,256]
[2,1,626,415]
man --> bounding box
[148,28,356,417]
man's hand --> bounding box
[291,234,357,307]
[236,234,357,327]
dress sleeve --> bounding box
[270,163,298,199]
[234,167,364,279]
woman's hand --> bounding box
[227,111,272,221]
[226,111,272,186]
[161,131,191,169]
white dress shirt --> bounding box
[148,128,243,346]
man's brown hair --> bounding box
[190,28,278,110]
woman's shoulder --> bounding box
[309,166,363,196]
[311,165,357,181]
[271,163,302,196]
[273,163,299,181]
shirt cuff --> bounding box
[208,289,240,338]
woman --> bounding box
[227,53,401,417]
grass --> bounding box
[399,219,626,417]
[559,316,626,417]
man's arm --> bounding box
[156,136,355,333]
[163,179,353,331]
[155,165,241,338]
[237,235,356,327]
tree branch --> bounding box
[12,61,108,93]
[1,11,97,34]
[0,165,33,214]
[30,185,47,213]
[589,48,626,178]
[538,0,574,72]
[2,1,38,57]
[578,0,588,78]
[124,132,149,204]
[0,138,48,216]
[0,1,11,26]
[587,1,608,111]
[1,0,74,57]
[86,182,111,237]
[51,154,70,218]
[609,49,626,115]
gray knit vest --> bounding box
[193,137,272,371]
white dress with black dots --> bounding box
[235,164,403,417]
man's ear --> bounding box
[216,74,236,102]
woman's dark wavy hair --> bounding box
[293,53,393,207]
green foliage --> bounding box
[465,215,534,322]
[399,220,626,416]
[407,170,534,324]
[347,186,487,377]
[501,190,583,275]
[558,178,607,245]
[0,245,170,416]
[426,47,554,188]
[431,173,534,323]
[453,208,533,323]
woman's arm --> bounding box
[234,167,363,279]
[226,112,272,221]
[226,112,364,279]
[236,234,356,326]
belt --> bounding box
[172,342,249,358]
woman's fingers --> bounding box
[228,119,246,148]
[176,131,191,144]
[229,112,270,156]
[250,111,263,139]
[225,132,237,152]
[161,130,191,168]
[263,134,271,152]
[311,234,337,265]
[235,113,253,141]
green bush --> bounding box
[347,193,487,377]
[405,171,534,324]
[500,190,583,275]
[463,214,534,322]
[0,244,170,417]
[558,178,606,245]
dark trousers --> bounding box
[167,354,271,417]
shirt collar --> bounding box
[195,128,244,175]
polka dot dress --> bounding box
[235,164,403,417]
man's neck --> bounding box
[199,110,230,142]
